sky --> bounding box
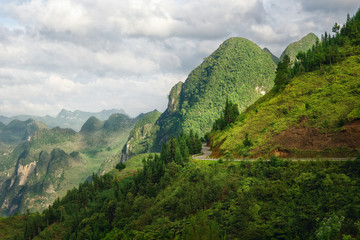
[0,0,358,117]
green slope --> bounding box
[2,9,360,240]
[263,47,279,64]
[160,37,277,138]
[212,39,360,158]
[0,119,47,146]
[11,151,360,239]
[279,33,319,64]
[123,37,277,159]
[0,113,139,216]
[121,110,161,161]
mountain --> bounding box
[0,119,47,146]
[121,110,161,161]
[211,38,360,158]
[0,112,143,216]
[279,33,319,63]
[0,109,125,132]
[2,8,360,240]
[122,37,277,160]
[263,47,279,64]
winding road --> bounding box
[192,144,356,161]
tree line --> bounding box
[274,9,360,91]
[16,130,202,240]
[212,98,240,131]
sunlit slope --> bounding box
[212,54,360,158]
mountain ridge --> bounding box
[122,37,278,160]
[0,111,155,216]
[0,108,126,132]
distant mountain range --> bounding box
[0,109,126,132]
[0,111,157,216]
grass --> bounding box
[108,153,154,179]
[212,55,360,157]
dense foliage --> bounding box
[7,155,360,239]
[275,9,360,91]
[120,110,161,161]
[0,112,147,216]
[212,99,240,131]
[154,37,277,148]
[10,131,201,239]
[279,33,318,63]
[213,10,360,158]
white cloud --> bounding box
[299,0,359,12]
[7,0,91,34]
[0,0,359,117]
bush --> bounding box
[269,155,284,167]
[115,162,126,171]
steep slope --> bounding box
[0,109,125,132]
[212,47,360,158]
[122,37,277,159]
[0,113,139,216]
[8,145,360,239]
[0,119,47,146]
[121,110,161,161]
[159,37,276,138]
[279,33,319,63]
[263,47,279,64]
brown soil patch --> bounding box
[270,120,360,157]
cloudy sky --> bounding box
[0,0,358,117]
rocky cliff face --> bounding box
[167,82,183,113]
[0,147,79,216]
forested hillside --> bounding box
[279,33,319,64]
[121,110,161,162]
[3,148,360,239]
[122,37,277,160]
[0,112,154,216]
[212,10,360,158]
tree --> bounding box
[332,22,340,34]
[243,133,253,147]
[274,55,291,91]
[115,162,126,171]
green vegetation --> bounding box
[2,9,360,240]
[212,99,240,131]
[0,113,142,216]
[212,10,360,158]
[279,33,319,64]
[121,110,161,161]
[0,119,47,145]
[0,216,26,240]
[263,47,279,64]
[123,37,277,158]
[157,37,276,141]
[7,155,360,239]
